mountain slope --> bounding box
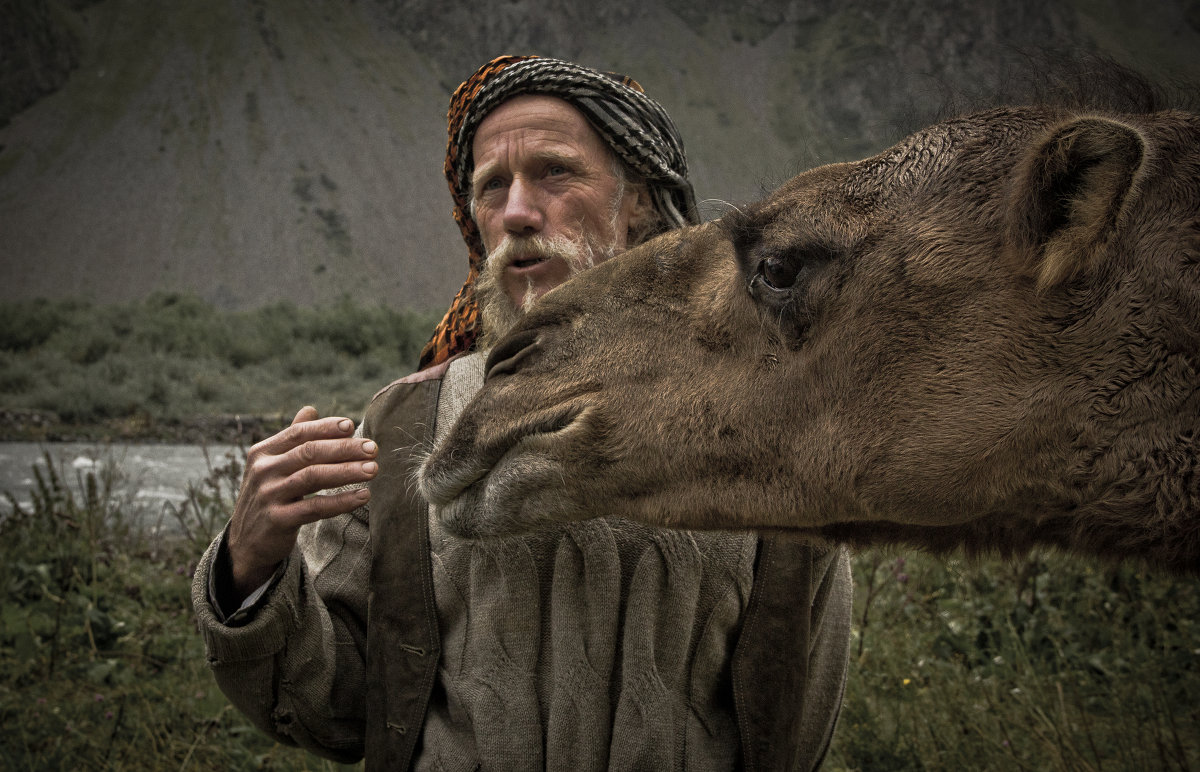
[1,0,1197,311]
[0,0,460,308]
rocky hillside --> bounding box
[1,0,1197,312]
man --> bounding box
[192,55,853,771]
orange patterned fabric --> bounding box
[417,55,532,371]
[417,55,696,370]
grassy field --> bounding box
[827,551,1199,771]
[0,448,362,770]
[0,448,1195,771]
[1,297,1197,769]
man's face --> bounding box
[470,94,645,314]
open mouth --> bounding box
[510,255,550,270]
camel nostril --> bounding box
[484,329,541,381]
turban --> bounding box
[417,54,698,370]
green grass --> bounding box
[1,448,1195,770]
[826,550,1200,771]
[0,295,441,440]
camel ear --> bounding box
[1007,116,1145,291]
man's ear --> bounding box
[625,186,655,245]
[1006,116,1146,291]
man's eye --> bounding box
[482,177,505,191]
[547,165,568,176]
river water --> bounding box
[0,442,241,531]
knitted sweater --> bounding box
[417,354,757,770]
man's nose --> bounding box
[502,178,544,236]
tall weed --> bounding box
[827,549,1200,771]
[0,450,361,770]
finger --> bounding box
[254,415,357,457]
[270,437,378,479]
[292,405,320,425]
[241,437,376,505]
[272,485,373,528]
[271,457,380,502]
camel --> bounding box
[419,93,1200,574]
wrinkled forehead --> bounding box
[470,94,611,177]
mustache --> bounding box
[486,233,584,271]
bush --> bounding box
[0,296,441,433]
[0,298,70,352]
[31,369,145,423]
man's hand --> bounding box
[225,406,379,603]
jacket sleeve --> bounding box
[190,377,440,766]
[190,485,373,763]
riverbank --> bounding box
[0,407,289,445]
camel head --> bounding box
[420,104,1200,572]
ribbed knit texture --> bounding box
[416,353,758,771]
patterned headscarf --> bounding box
[417,54,698,370]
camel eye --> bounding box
[760,255,800,289]
[755,243,837,294]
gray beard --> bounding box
[476,232,615,349]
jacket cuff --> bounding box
[206,528,284,625]
[191,531,304,664]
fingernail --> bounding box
[363,440,377,455]
[355,488,370,501]
[339,419,353,432]
[362,461,378,475]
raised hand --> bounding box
[225,406,379,602]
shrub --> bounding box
[0,298,70,352]
[59,327,121,366]
[32,371,144,423]
[0,296,441,436]
[0,353,33,392]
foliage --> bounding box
[0,294,440,435]
[0,449,361,770]
[826,549,1200,771]
[1,448,1196,769]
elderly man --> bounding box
[192,56,852,771]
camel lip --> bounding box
[429,487,486,539]
[418,452,489,507]
[420,398,593,507]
